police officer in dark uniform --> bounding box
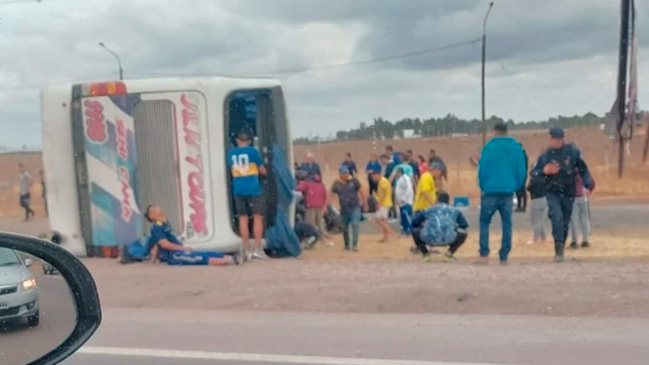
[531,127,594,262]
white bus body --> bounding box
[41,77,293,257]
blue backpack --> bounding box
[120,237,153,264]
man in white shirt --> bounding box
[18,163,35,221]
[394,167,414,235]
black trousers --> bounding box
[413,228,467,256]
[19,193,35,220]
[546,192,575,256]
[368,176,378,196]
[516,188,527,211]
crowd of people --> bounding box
[24,123,594,267]
[295,122,594,264]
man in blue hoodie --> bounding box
[477,123,526,265]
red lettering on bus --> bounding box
[181,94,199,126]
[83,100,108,143]
[184,127,201,148]
[185,155,203,173]
[188,171,207,235]
[116,118,128,160]
[119,167,133,223]
[181,94,208,236]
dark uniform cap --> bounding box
[549,127,565,139]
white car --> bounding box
[0,248,39,327]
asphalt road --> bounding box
[0,268,76,365]
[361,203,649,238]
[60,308,649,365]
[1,204,648,240]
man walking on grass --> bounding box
[477,123,526,265]
[531,127,594,263]
[228,131,267,261]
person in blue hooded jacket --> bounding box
[477,122,526,265]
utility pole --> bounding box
[642,115,649,163]
[99,42,123,80]
[616,0,631,178]
[481,2,494,148]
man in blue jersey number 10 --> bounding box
[228,131,268,261]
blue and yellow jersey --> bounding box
[227,146,264,196]
[150,221,181,262]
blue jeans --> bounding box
[479,193,513,261]
[341,208,362,249]
[167,251,226,266]
[399,204,413,234]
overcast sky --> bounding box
[0,0,647,148]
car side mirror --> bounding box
[0,231,101,365]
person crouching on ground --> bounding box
[146,205,241,266]
[372,170,394,242]
[411,192,469,262]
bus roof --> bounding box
[41,76,283,93]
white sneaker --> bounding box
[245,249,253,262]
[252,249,268,260]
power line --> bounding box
[128,38,481,78]
[0,38,479,94]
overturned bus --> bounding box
[41,77,293,257]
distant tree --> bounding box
[292,111,637,145]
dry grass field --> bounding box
[0,127,647,219]
[295,127,649,201]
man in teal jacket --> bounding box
[477,123,526,264]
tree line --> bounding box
[294,113,604,144]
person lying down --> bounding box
[145,205,241,266]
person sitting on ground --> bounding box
[411,192,469,262]
[146,205,241,266]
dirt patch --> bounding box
[87,256,649,318]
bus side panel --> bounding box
[73,94,143,250]
[140,92,215,245]
[41,89,86,256]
